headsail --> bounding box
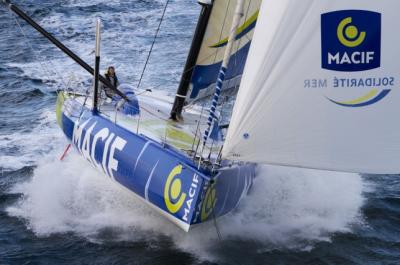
[186,0,261,102]
[223,0,400,174]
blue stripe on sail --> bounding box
[210,17,258,48]
[189,42,251,100]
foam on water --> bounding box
[7,151,179,237]
[173,166,365,259]
[223,166,364,243]
[2,1,366,261]
[0,109,61,170]
[7,146,365,260]
[66,0,125,8]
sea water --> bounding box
[0,1,399,264]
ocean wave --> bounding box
[0,109,63,171]
[7,154,365,262]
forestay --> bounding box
[223,0,400,174]
[187,0,261,102]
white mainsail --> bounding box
[222,0,400,174]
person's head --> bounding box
[107,66,115,76]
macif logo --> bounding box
[164,165,186,214]
[321,10,381,72]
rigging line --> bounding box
[11,12,69,92]
[197,2,253,120]
[139,104,170,122]
[180,1,252,101]
[191,103,205,152]
[231,0,252,80]
[148,0,243,94]
[213,0,232,64]
[139,12,247,101]
[145,47,220,94]
[207,97,228,161]
[11,14,54,86]
[72,92,170,123]
[212,200,223,241]
[136,0,170,90]
[77,86,92,121]
[242,1,256,44]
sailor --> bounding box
[102,66,120,98]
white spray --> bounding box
[7,149,365,259]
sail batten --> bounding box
[223,0,400,174]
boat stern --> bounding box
[192,163,256,225]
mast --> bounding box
[202,0,245,145]
[2,0,129,102]
[170,0,213,121]
[93,19,101,113]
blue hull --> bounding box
[57,94,255,231]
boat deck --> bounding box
[68,90,222,158]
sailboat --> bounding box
[3,0,261,231]
[4,0,399,232]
